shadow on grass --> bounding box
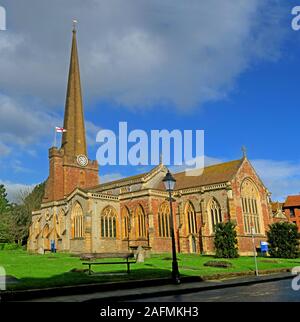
[6,268,174,291]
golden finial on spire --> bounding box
[72,19,78,32]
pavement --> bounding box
[16,272,294,302]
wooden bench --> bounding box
[81,253,136,275]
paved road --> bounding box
[132,279,300,302]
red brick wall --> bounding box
[63,157,99,197]
[43,148,64,202]
[120,198,151,246]
[237,235,267,254]
[284,208,300,232]
[43,147,99,202]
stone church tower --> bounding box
[42,27,99,203]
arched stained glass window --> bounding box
[100,206,117,238]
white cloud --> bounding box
[0,93,101,153]
[0,0,286,110]
[0,180,34,203]
[85,121,102,147]
[0,1,288,163]
[252,159,300,202]
[0,93,59,146]
[0,142,11,157]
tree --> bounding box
[0,184,10,214]
[12,182,45,244]
[267,222,300,258]
[0,184,13,242]
[0,211,15,243]
[214,221,239,258]
[0,182,45,245]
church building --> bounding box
[27,28,274,256]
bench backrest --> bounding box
[80,252,134,260]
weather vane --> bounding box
[72,19,78,32]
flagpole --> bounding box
[54,127,57,147]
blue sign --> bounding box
[260,241,268,252]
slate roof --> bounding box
[169,159,243,190]
[90,159,244,193]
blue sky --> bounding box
[1,0,300,201]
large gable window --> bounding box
[241,179,262,234]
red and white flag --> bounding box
[55,127,67,133]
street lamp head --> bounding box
[163,170,176,192]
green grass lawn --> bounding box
[1,250,299,290]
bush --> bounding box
[267,222,300,258]
[214,221,239,258]
[2,243,23,251]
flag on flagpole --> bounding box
[55,127,67,133]
[54,127,67,147]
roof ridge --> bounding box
[174,158,243,176]
[89,164,164,191]
[89,172,146,190]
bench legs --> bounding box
[84,261,133,275]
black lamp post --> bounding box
[163,170,180,284]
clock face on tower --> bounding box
[76,154,88,167]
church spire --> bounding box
[61,22,87,157]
